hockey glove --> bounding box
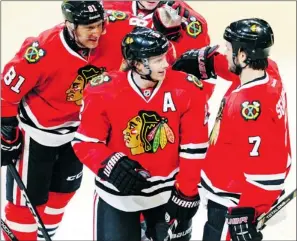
[226,207,263,241]
[153,3,182,41]
[98,152,151,195]
[172,46,219,80]
[165,184,200,222]
[1,117,23,166]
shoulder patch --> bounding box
[90,73,111,87]
[106,10,128,22]
[241,101,261,121]
[186,74,203,89]
[24,41,46,64]
[185,17,202,38]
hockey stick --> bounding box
[164,219,178,241]
[257,188,297,230]
[163,212,179,241]
[1,219,19,241]
[7,164,52,241]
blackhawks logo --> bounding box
[24,41,45,64]
[209,98,226,145]
[106,10,127,22]
[123,111,175,155]
[186,17,202,38]
[241,101,261,121]
[66,65,106,106]
[186,74,203,89]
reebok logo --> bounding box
[103,152,125,177]
[172,195,199,208]
[227,216,248,225]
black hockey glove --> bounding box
[226,207,263,241]
[98,152,151,195]
[1,117,23,167]
[165,184,200,222]
[172,45,219,80]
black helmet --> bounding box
[121,26,169,62]
[224,18,274,61]
[61,1,105,25]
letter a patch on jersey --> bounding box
[241,101,261,121]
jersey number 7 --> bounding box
[249,136,261,157]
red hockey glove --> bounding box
[165,183,200,222]
[172,45,219,80]
[153,3,182,41]
[98,152,151,195]
[1,117,23,167]
[226,207,263,241]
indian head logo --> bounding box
[123,110,175,155]
[66,65,106,106]
[209,98,226,145]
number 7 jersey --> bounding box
[203,65,291,214]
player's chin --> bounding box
[155,71,166,81]
[144,2,159,9]
[85,40,99,49]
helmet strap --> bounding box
[131,58,157,82]
[232,55,249,76]
[66,22,89,49]
[140,59,158,82]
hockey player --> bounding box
[104,1,210,58]
[1,1,126,240]
[72,27,209,241]
[104,2,215,105]
[172,18,291,241]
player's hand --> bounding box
[98,152,151,195]
[165,183,200,222]
[152,3,182,41]
[1,117,23,167]
[226,207,263,241]
[172,45,219,80]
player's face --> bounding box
[66,75,85,105]
[123,116,145,155]
[225,41,237,72]
[148,53,169,81]
[138,1,159,10]
[75,20,104,49]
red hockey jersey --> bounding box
[72,69,209,211]
[1,23,123,146]
[202,66,291,214]
[104,1,210,58]
[104,5,215,99]
[213,54,283,96]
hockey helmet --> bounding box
[121,26,169,62]
[224,18,274,61]
[61,1,105,25]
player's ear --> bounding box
[65,21,74,30]
[238,48,247,65]
[134,61,143,71]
